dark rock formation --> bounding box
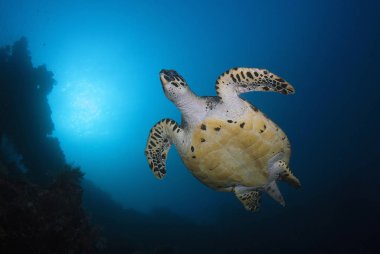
[0,166,99,253]
[0,38,100,253]
[0,37,65,185]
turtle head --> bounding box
[160,69,190,103]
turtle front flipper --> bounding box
[235,190,262,212]
[145,118,182,180]
[215,67,295,100]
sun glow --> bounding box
[53,79,114,138]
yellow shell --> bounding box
[181,108,290,190]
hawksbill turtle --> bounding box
[144,67,300,212]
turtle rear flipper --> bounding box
[273,160,301,189]
[215,67,295,101]
[145,119,182,179]
[235,190,261,212]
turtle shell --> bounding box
[181,108,291,190]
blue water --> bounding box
[1,0,379,252]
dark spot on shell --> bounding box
[201,124,207,130]
[214,127,221,131]
[201,138,206,142]
[240,122,245,128]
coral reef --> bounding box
[0,166,98,253]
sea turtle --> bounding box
[144,67,300,212]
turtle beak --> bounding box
[160,70,169,85]
[160,69,180,85]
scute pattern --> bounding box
[182,107,291,189]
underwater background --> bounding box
[0,0,379,253]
